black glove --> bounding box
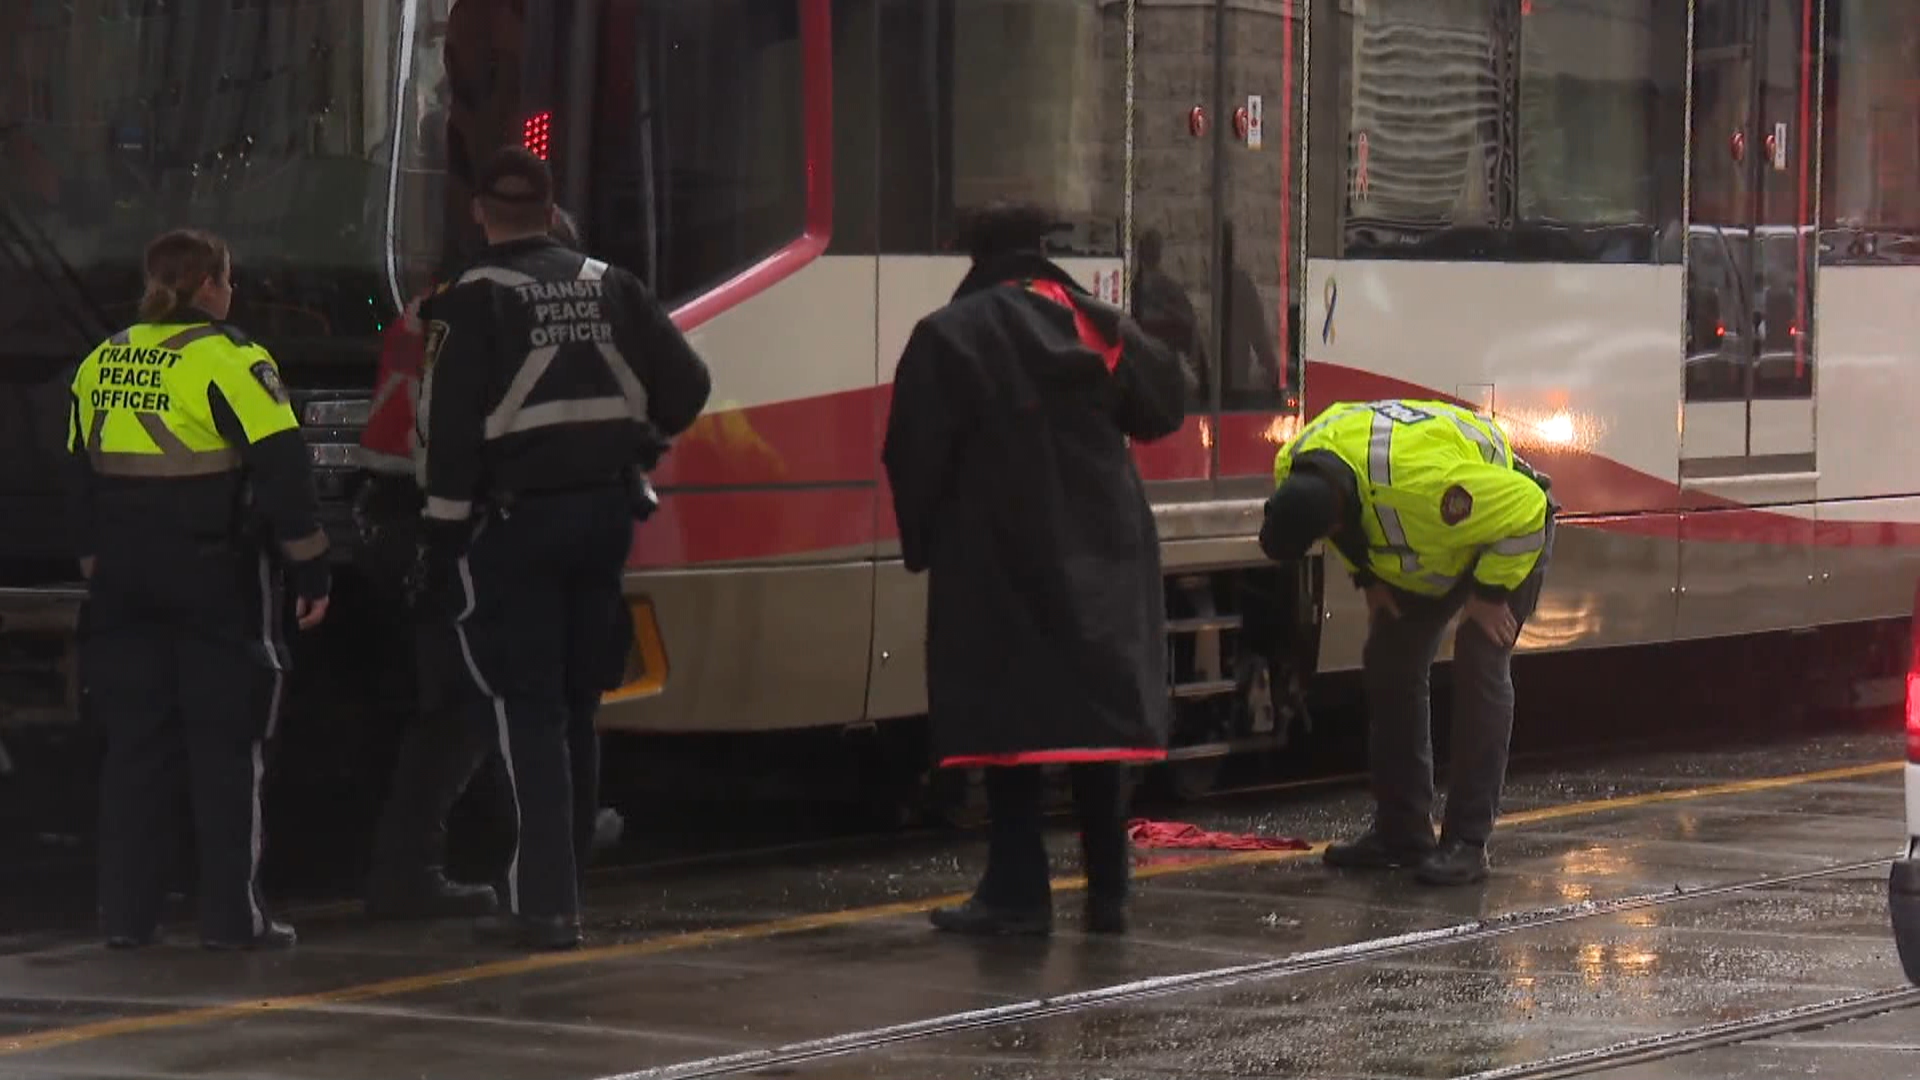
[404,539,460,620]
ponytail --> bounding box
[139,229,230,323]
[137,285,180,323]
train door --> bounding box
[1129,2,1306,496]
[1678,0,1821,638]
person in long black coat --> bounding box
[882,203,1188,937]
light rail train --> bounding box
[3,0,1918,791]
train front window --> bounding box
[394,0,809,309]
[0,0,399,373]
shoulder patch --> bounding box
[1440,484,1474,526]
[422,320,450,371]
[249,360,289,405]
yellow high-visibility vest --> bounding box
[70,321,299,479]
[1273,399,1549,596]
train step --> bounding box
[1166,615,1243,634]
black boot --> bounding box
[1415,839,1490,886]
[203,920,297,951]
[474,913,581,950]
[366,868,500,920]
[928,898,1052,937]
[1084,896,1128,935]
[1322,827,1436,870]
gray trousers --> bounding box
[1361,518,1554,847]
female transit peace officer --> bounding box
[69,228,332,950]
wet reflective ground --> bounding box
[0,725,1912,1080]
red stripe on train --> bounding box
[628,360,1920,568]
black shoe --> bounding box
[474,913,581,950]
[203,920,297,951]
[365,869,500,920]
[1322,828,1436,870]
[1085,897,1127,935]
[928,898,1052,937]
[105,931,157,950]
[1415,839,1490,886]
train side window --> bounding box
[590,0,807,303]
[1515,0,1686,263]
[1337,0,1503,259]
[873,0,1122,259]
[1325,0,1684,264]
[1818,2,1920,265]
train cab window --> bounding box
[1819,2,1920,265]
[589,0,807,304]
[0,0,395,372]
[392,0,810,310]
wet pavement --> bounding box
[0,729,1913,1079]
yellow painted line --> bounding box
[0,758,1901,1058]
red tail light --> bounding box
[1906,670,1920,763]
[1908,580,1920,762]
[523,111,552,161]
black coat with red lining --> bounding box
[882,252,1188,767]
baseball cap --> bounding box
[476,146,554,205]
[1258,469,1339,561]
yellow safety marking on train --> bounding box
[0,758,1901,1058]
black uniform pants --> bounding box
[88,545,286,943]
[358,475,515,888]
[450,486,633,920]
[1361,517,1556,847]
[975,763,1130,910]
[366,619,510,885]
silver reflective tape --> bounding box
[1490,528,1546,556]
[424,495,473,521]
[483,345,561,439]
[135,412,192,456]
[579,258,608,281]
[1453,416,1499,464]
[493,396,632,437]
[280,529,331,562]
[1366,413,1419,572]
[156,324,223,352]
[1374,506,1423,573]
[598,342,649,421]
[89,448,241,477]
[1488,418,1513,463]
[456,266,538,288]
[1368,410,1393,485]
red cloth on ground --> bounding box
[1126,819,1312,852]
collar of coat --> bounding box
[951,250,1090,302]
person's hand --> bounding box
[405,544,460,620]
[296,594,330,630]
[1363,582,1401,623]
[1463,595,1519,648]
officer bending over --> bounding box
[72,228,331,949]
[415,147,711,949]
[1259,399,1554,885]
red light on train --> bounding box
[523,111,552,161]
[1907,580,1920,762]
[1906,670,1920,762]
[1715,323,1726,338]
